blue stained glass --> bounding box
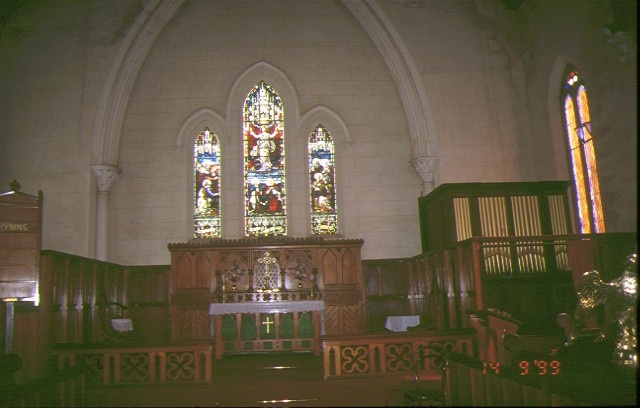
[194,128,221,237]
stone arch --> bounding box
[89,0,438,250]
[341,0,438,159]
[176,108,229,148]
[298,105,351,145]
[92,0,435,170]
[547,56,575,180]
[91,0,186,167]
[226,60,300,139]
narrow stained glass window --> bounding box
[194,128,221,237]
[309,125,338,234]
[561,68,605,234]
[243,81,286,236]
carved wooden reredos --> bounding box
[167,236,366,338]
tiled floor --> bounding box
[85,352,439,407]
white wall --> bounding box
[0,0,635,265]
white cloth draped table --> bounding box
[385,315,420,332]
[209,300,326,343]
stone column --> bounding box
[92,165,120,261]
[411,156,437,195]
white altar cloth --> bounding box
[209,300,326,337]
[385,315,420,332]
[209,300,325,315]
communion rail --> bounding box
[321,329,474,380]
[54,342,212,385]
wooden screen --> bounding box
[167,237,365,340]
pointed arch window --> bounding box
[309,125,338,234]
[561,68,605,234]
[194,128,221,237]
[243,81,286,236]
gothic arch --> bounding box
[91,0,186,167]
[176,108,228,239]
[298,106,349,236]
[227,61,303,236]
[88,0,439,250]
[298,105,352,145]
[226,60,300,139]
[175,108,229,148]
[340,0,438,160]
[547,56,575,180]
[91,0,436,171]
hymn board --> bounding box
[0,181,42,353]
[168,237,365,358]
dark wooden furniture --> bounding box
[167,237,366,345]
[418,181,573,253]
[415,181,578,332]
[0,186,42,303]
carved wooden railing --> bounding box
[55,343,212,385]
[322,330,475,380]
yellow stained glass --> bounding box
[564,96,590,234]
[577,87,605,233]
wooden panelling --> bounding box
[167,237,366,340]
[418,181,573,253]
[6,251,170,382]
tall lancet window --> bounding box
[309,125,338,234]
[561,68,605,234]
[243,81,286,236]
[194,128,221,237]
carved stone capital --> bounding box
[92,165,120,192]
[411,156,438,195]
[411,156,437,182]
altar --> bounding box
[209,300,324,358]
[167,237,366,349]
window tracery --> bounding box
[561,68,605,233]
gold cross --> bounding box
[262,316,274,334]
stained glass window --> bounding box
[194,128,221,237]
[243,81,286,236]
[308,125,338,234]
[561,68,605,233]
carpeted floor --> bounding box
[84,352,439,407]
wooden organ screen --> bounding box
[418,181,574,253]
[167,237,365,341]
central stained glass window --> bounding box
[243,81,286,236]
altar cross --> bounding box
[262,315,274,334]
